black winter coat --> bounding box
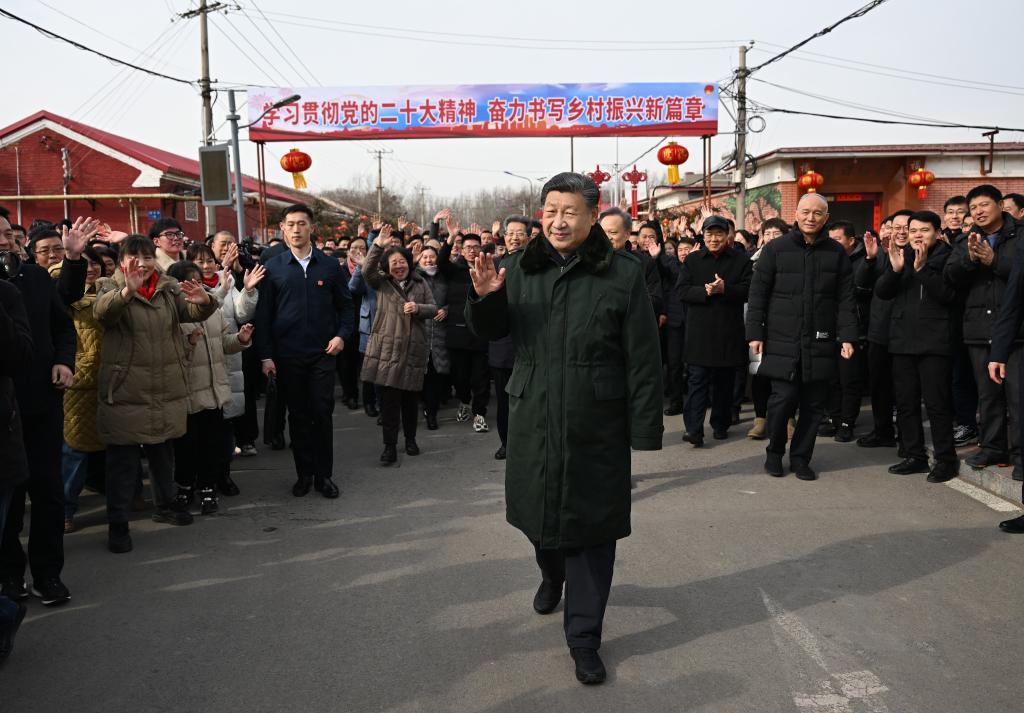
[438,242,487,352]
[0,280,32,490]
[745,228,858,382]
[944,213,1024,345]
[657,252,686,327]
[488,252,516,369]
[990,237,1024,363]
[677,246,752,367]
[874,241,956,356]
[9,262,76,416]
[856,251,895,346]
[846,241,872,341]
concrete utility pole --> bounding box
[417,185,429,227]
[181,0,226,233]
[367,148,393,214]
[735,44,748,231]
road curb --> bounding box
[955,458,1022,506]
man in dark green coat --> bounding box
[466,172,663,685]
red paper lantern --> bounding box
[797,169,824,194]
[280,148,312,190]
[908,167,935,199]
[704,84,715,95]
[657,141,689,185]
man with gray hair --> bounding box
[599,206,665,319]
[467,172,663,685]
[746,193,857,481]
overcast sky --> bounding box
[3,0,1023,205]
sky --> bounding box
[2,0,1023,207]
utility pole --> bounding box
[367,148,393,214]
[735,44,748,232]
[416,185,429,227]
[180,0,226,233]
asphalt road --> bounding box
[2,399,1022,712]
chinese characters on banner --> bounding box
[247,83,719,141]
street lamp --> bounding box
[227,91,300,241]
[504,170,537,218]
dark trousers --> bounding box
[106,441,175,524]
[422,357,446,418]
[828,344,864,427]
[278,354,337,479]
[867,341,896,439]
[234,348,261,447]
[337,344,362,403]
[752,374,772,418]
[733,366,747,414]
[361,369,379,410]
[891,353,956,463]
[534,540,617,650]
[766,373,829,465]
[380,386,419,444]
[969,344,1021,465]
[664,324,686,406]
[951,342,978,428]
[449,348,489,417]
[493,366,512,447]
[683,365,735,435]
[0,405,64,582]
[174,408,229,490]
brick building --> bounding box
[653,142,1024,234]
[0,110,324,238]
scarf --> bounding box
[136,271,159,301]
[202,273,220,289]
[420,265,438,276]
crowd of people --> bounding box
[1,179,1024,677]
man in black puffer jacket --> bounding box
[945,184,1024,478]
[875,211,958,483]
[746,193,858,481]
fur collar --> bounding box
[520,224,613,274]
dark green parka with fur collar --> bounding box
[467,225,663,548]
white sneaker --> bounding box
[456,403,472,422]
[473,415,489,433]
[239,444,258,457]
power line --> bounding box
[212,12,292,86]
[245,1,321,85]
[0,7,195,85]
[207,14,284,86]
[257,10,748,47]
[248,15,739,53]
[747,0,891,75]
[235,4,315,85]
[755,104,1024,133]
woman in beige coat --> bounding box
[360,225,437,464]
[93,235,217,554]
[167,260,252,515]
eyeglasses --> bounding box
[34,245,66,257]
[159,231,186,240]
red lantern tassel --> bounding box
[292,172,307,190]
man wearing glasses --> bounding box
[149,219,187,272]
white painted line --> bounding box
[760,589,829,669]
[945,478,1023,513]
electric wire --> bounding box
[244,1,321,85]
[211,12,292,86]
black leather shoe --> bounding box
[152,507,193,526]
[345,397,360,410]
[818,421,837,437]
[926,461,958,483]
[764,453,785,477]
[533,580,562,614]
[364,403,379,418]
[0,601,27,662]
[314,477,340,498]
[425,412,439,430]
[888,457,930,475]
[0,577,28,601]
[270,433,286,451]
[682,432,704,448]
[292,476,313,497]
[380,444,397,465]
[405,440,420,456]
[833,424,854,443]
[570,647,607,685]
[495,446,506,460]
[217,474,240,496]
[966,452,1010,469]
[663,402,683,416]
[792,462,817,481]
[857,432,897,448]
[713,429,728,440]
[999,514,1024,533]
